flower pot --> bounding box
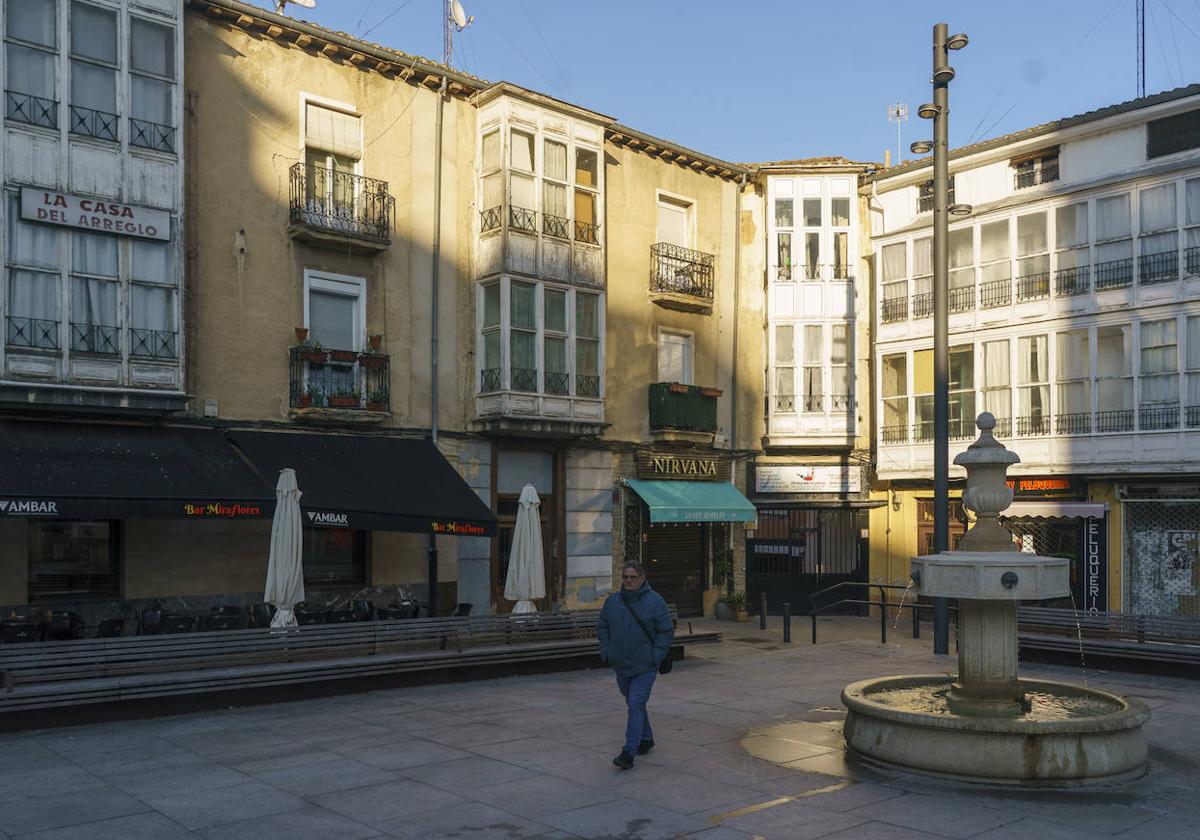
[329,349,358,363]
[294,327,309,343]
[327,395,359,408]
[735,609,749,622]
[368,334,383,351]
[715,601,734,621]
[668,382,690,394]
[700,387,723,398]
[366,401,386,412]
[358,354,385,369]
[298,349,326,363]
[298,395,313,408]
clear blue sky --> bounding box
[284,0,1200,164]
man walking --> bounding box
[597,561,674,770]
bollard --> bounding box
[759,591,768,630]
[783,602,791,643]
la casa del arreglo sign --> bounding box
[21,188,170,241]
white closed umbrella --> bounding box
[504,484,545,614]
[264,468,304,628]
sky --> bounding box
[280,0,1200,165]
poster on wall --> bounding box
[755,465,862,494]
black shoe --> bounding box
[637,739,655,755]
[613,750,634,770]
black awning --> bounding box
[0,420,273,520]
[228,430,497,536]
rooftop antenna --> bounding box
[1136,0,1145,98]
[445,0,474,68]
[887,102,908,166]
[274,0,315,14]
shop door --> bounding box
[1124,501,1200,618]
[644,523,704,617]
[492,494,553,614]
[748,508,865,614]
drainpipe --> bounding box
[728,171,747,594]
[427,75,448,616]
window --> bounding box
[979,220,1011,308]
[773,324,794,412]
[70,232,119,353]
[303,527,365,586]
[69,2,118,141]
[880,242,907,323]
[129,18,175,152]
[802,198,821,227]
[481,282,501,391]
[1055,202,1090,295]
[574,147,599,244]
[575,291,600,397]
[882,353,908,441]
[981,340,1010,435]
[1012,151,1059,189]
[775,233,793,281]
[1016,212,1049,300]
[1096,324,1133,430]
[948,227,974,312]
[305,272,363,398]
[1095,194,1132,289]
[1056,329,1091,433]
[507,128,536,231]
[480,130,502,230]
[510,281,536,391]
[918,178,955,213]
[1187,316,1200,426]
[303,103,362,228]
[775,198,794,228]
[658,330,692,385]
[7,192,61,349]
[5,0,58,128]
[657,196,691,248]
[542,139,568,238]
[830,324,851,412]
[914,348,933,440]
[831,197,850,280]
[543,288,567,395]
[130,239,177,359]
[509,128,534,171]
[802,325,822,412]
[912,237,932,318]
[28,521,116,600]
[831,198,850,226]
[949,345,975,438]
[1187,178,1200,275]
[1140,319,1178,430]
[1016,335,1048,435]
[1147,108,1200,159]
[802,198,821,280]
[1138,183,1178,284]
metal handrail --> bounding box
[808,580,957,645]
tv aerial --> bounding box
[445,0,474,67]
[274,0,315,14]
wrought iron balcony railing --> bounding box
[70,322,119,354]
[510,367,537,392]
[948,286,975,313]
[1056,413,1091,435]
[913,422,934,442]
[508,205,536,234]
[802,395,823,413]
[575,220,600,245]
[1014,161,1058,189]
[1094,257,1132,290]
[288,163,394,242]
[1095,409,1134,432]
[1139,403,1180,430]
[544,370,569,395]
[881,297,908,323]
[1016,415,1050,436]
[129,118,175,153]
[130,328,176,359]
[774,394,796,412]
[480,367,502,393]
[881,424,908,444]
[5,316,58,349]
[912,292,933,319]
[979,279,1011,309]
[542,213,569,240]
[1055,265,1090,296]
[775,265,794,282]
[69,104,118,142]
[650,242,714,301]
[1187,405,1200,428]
[989,416,1012,438]
[577,374,600,398]
[6,90,56,128]
[1186,246,1200,276]
[830,393,853,413]
[480,206,502,233]
[649,382,718,433]
[1016,272,1050,301]
[1139,250,1178,285]
[289,345,390,411]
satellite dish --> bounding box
[274,0,315,12]
[450,0,473,30]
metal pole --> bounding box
[932,22,951,656]
[783,602,791,643]
[879,585,887,644]
[759,591,768,630]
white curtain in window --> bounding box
[980,220,1009,262]
[543,289,565,333]
[71,1,116,61]
[1056,203,1088,249]
[482,132,500,172]
[775,367,794,398]
[482,173,503,211]
[1186,179,1200,226]
[575,293,598,338]
[510,174,535,211]
[544,337,566,374]
[1187,316,1200,405]
[543,182,567,219]
[881,243,906,282]
[1057,331,1090,380]
[576,338,598,376]
[132,240,171,284]
[657,200,689,247]
[70,60,115,112]
[1141,320,1177,374]
[1097,325,1132,377]
[543,140,566,181]
[1139,183,1176,233]
[8,270,58,319]
[482,283,500,328]
[949,227,973,268]
[483,331,500,369]
[130,19,173,78]
[1017,213,1047,256]
[131,76,171,125]
[131,284,173,331]
[777,233,792,270]
[71,275,117,325]
[775,325,794,365]
[73,232,117,277]
[913,238,932,276]
[1140,230,1176,256]
[509,130,534,171]
[831,324,849,364]
[9,0,57,45]
[510,330,534,371]
[802,325,822,364]
[1096,239,1131,263]
[308,288,355,349]
[1019,336,1047,383]
[510,282,535,330]
[1096,194,1130,241]
[7,46,55,99]
[8,206,58,268]
[305,105,361,160]
[982,341,1009,388]
[882,355,906,398]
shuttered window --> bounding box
[309,288,356,351]
[657,199,690,248]
[658,331,692,384]
[305,104,361,160]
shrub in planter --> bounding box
[365,389,388,412]
[358,349,386,369]
[327,393,360,408]
[329,349,359,363]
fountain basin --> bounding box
[911,551,1070,600]
[843,675,1150,783]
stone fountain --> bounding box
[842,413,1149,783]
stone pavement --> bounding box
[0,615,1197,839]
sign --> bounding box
[1005,477,1082,499]
[0,499,59,516]
[755,465,862,494]
[431,520,488,536]
[307,510,349,528]
[182,502,264,518]
[636,453,729,481]
[21,187,171,241]
[1083,516,1107,613]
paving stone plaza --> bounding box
[0,618,1196,840]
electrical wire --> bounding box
[521,1,577,100]
[352,0,377,36]
[1149,0,1176,87]
[361,0,415,40]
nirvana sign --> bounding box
[21,188,171,241]
[636,453,730,481]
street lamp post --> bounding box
[916,23,969,656]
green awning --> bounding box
[626,479,758,524]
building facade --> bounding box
[867,85,1200,619]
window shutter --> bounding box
[305,104,362,160]
[658,333,690,384]
[309,289,356,350]
[657,200,689,247]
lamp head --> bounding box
[947,32,969,50]
[949,203,973,217]
[933,65,956,84]
[917,102,942,119]
[910,140,933,155]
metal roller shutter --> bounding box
[644,523,704,617]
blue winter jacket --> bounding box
[596,581,674,677]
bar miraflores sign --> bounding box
[637,453,729,481]
[21,187,171,241]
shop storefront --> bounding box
[621,452,755,617]
[749,462,873,614]
[1118,482,1200,618]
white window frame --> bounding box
[655,190,695,250]
[303,269,366,351]
[657,327,694,385]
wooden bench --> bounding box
[0,606,719,720]
[1017,605,1200,671]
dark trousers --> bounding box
[616,670,656,754]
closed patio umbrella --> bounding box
[504,484,545,614]
[265,468,304,628]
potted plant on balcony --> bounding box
[365,389,388,412]
[700,386,723,398]
[326,388,360,408]
[358,342,386,369]
[299,382,324,408]
[668,382,690,394]
[329,347,359,363]
[368,334,383,352]
[298,338,326,363]
[294,326,309,343]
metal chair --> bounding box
[138,608,165,635]
[160,614,196,634]
[96,618,125,638]
[203,613,238,631]
[0,622,38,644]
[46,611,84,641]
[351,600,374,622]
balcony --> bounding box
[1094,257,1132,290]
[979,279,1011,309]
[650,243,715,313]
[69,105,118,142]
[1013,160,1058,189]
[649,382,719,444]
[6,90,56,129]
[948,286,975,313]
[289,345,390,423]
[881,297,908,323]
[1016,272,1050,301]
[130,118,175,154]
[288,163,394,253]
[1139,250,1178,285]
[1054,265,1090,296]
